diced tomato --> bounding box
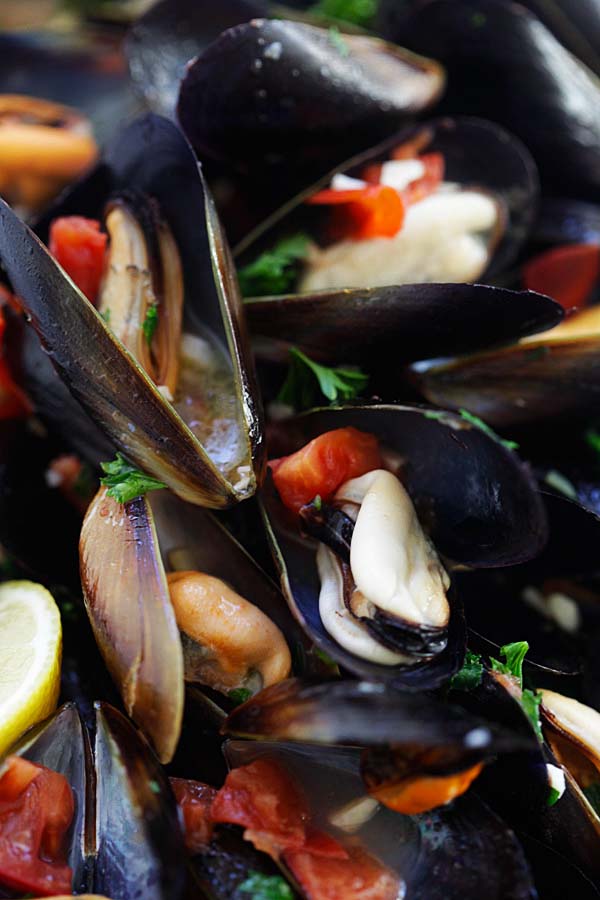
[403,152,445,206]
[48,216,107,304]
[523,243,600,312]
[210,759,347,862]
[306,185,405,240]
[170,778,217,854]
[284,844,400,900]
[0,305,31,420]
[0,756,74,897]
[269,427,382,514]
[361,163,383,185]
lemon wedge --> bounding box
[0,580,62,756]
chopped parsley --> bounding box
[238,872,294,900]
[100,307,111,325]
[100,453,166,504]
[314,646,339,670]
[142,303,159,346]
[149,779,161,794]
[459,408,519,451]
[423,410,445,421]
[544,469,577,500]
[547,786,562,807]
[449,650,484,691]
[238,234,310,297]
[277,346,368,409]
[309,0,378,28]
[228,688,253,706]
[490,641,543,739]
[328,25,350,55]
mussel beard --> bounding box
[98,195,252,489]
[298,186,502,292]
[308,469,450,666]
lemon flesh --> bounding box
[0,580,62,756]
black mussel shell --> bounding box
[125,0,272,117]
[393,0,600,201]
[177,18,444,179]
[1,113,264,507]
[531,198,600,248]
[518,833,600,900]
[263,403,547,685]
[246,283,562,366]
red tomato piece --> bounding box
[170,778,218,854]
[0,756,74,897]
[523,243,600,312]
[306,185,404,240]
[284,844,401,900]
[269,427,382,514]
[0,305,31,421]
[49,216,107,304]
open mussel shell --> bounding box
[2,113,264,507]
[236,115,539,278]
[3,701,187,898]
[177,18,444,179]
[80,488,184,764]
[223,738,538,899]
[413,329,600,427]
[262,403,547,685]
[393,0,600,200]
[246,283,562,366]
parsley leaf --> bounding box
[238,234,310,297]
[490,641,543,739]
[309,0,378,28]
[459,408,519,451]
[238,872,294,900]
[142,303,159,346]
[228,688,252,706]
[277,347,368,410]
[100,453,166,504]
[100,307,111,325]
[450,650,484,691]
[547,785,561,807]
[490,641,529,684]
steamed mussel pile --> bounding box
[4,1,600,898]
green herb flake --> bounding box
[100,453,166,504]
[278,346,368,410]
[238,233,310,297]
[309,0,378,28]
[149,779,161,794]
[238,871,294,900]
[228,688,253,706]
[313,494,323,511]
[459,408,519,451]
[583,782,600,816]
[547,786,561,807]
[521,688,543,740]
[100,307,111,325]
[449,650,484,691]
[328,25,350,55]
[314,646,339,671]
[491,641,529,684]
[544,469,578,500]
[585,427,600,456]
[142,303,159,347]
[423,410,445,421]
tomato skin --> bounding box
[284,844,400,900]
[307,185,405,240]
[403,152,445,206]
[170,778,217,853]
[523,243,600,312]
[0,756,74,897]
[49,216,107,304]
[269,427,382,514]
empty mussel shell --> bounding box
[1,113,264,507]
[177,18,444,180]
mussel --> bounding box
[1,701,186,898]
[0,95,97,216]
[177,18,444,182]
[0,113,265,507]
[79,483,316,762]
[261,403,547,685]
